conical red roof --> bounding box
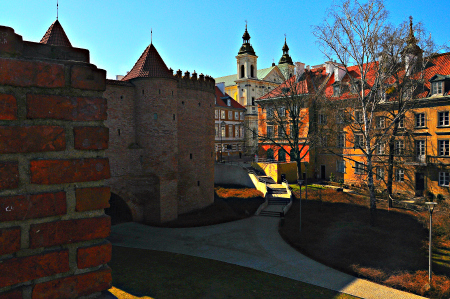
[122,43,173,80]
[40,20,72,47]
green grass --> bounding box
[109,246,358,299]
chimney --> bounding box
[325,61,335,75]
[295,62,305,78]
[116,75,124,80]
[216,82,225,94]
[334,65,345,81]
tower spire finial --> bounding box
[57,0,59,20]
[245,19,247,29]
[151,28,152,44]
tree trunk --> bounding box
[386,124,398,207]
[367,153,377,226]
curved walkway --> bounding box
[108,216,425,299]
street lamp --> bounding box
[425,201,437,284]
[220,121,226,162]
[297,179,304,232]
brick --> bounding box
[77,241,112,269]
[29,216,110,248]
[30,158,110,184]
[0,289,22,299]
[75,187,110,212]
[0,58,64,88]
[74,127,109,150]
[32,267,112,299]
[0,162,19,190]
[71,65,106,91]
[27,94,107,121]
[0,126,65,154]
[0,250,69,288]
[0,26,23,55]
[0,227,20,255]
[0,94,17,120]
[0,192,66,222]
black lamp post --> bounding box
[425,201,437,284]
[297,179,304,232]
[220,121,226,162]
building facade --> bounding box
[215,26,297,154]
[214,84,246,161]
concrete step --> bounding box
[259,210,283,217]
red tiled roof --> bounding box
[40,20,72,47]
[122,43,173,81]
[215,86,245,109]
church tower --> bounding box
[278,36,295,78]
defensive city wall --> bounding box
[0,26,112,298]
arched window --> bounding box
[290,148,296,161]
[250,65,254,77]
[240,65,245,78]
[267,148,274,161]
[278,148,286,162]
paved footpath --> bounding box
[109,216,425,299]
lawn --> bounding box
[108,246,358,299]
[152,185,264,228]
[280,187,450,298]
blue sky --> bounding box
[2,1,448,79]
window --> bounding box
[267,148,274,160]
[416,140,426,162]
[376,116,385,129]
[395,169,404,182]
[215,110,218,119]
[355,111,363,123]
[432,81,443,95]
[278,107,286,117]
[415,113,425,127]
[267,108,274,119]
[394,140,404,155]
[438,111,449,127]
[215,124,219,137]
[278,149,286,162]
[240,112,244,120]
[252,97,255,106]
[318,113,327,125]
[439,172,449,187]
[336,111,345,124]
[439,140,449,156]
[240,127,243,138]
[221,110,225,120]
[277,126,284,137]
[333,85,340,96]
[250,65,254,77]
[377,143,385,155]
[337,161,346,173]
[228,111,233,120]
[267,125,274,138]
[235,112,239,120]
[338,133,345,148]
[221,126,225,138]
[355,162,364,174]
[354,134,364,148]
[398,115,404,128]
[235,126,239,137]
[240,65,245,78]
[376,167,384,180]
[228,125,233,137]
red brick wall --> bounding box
[0,25,111,298]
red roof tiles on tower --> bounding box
[40,20,72,47]
[121,43,173,81]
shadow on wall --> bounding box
[105,193,133,225]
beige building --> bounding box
[215,26,297,155]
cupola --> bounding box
[238,24,256,56]
[278,36,294,65]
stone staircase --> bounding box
[246,167,292,218]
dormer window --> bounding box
[227,99,231,106]
[333,85,340,96]
[432,81,443,95]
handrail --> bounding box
[281,179,293,216]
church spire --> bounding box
[403,16,422,56]
[278,35,293,65]
[40,19,72,47]
[238,22,255,55]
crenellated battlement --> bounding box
[172,68,215,92]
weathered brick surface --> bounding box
[27,94,107,121]
[0,126,65,154]
[0,94,17,120]
[77,242,112,269]
[0,192,66,222]
[30,158,110,184]
[75,187,110,212]
[0,26,23,55]
[74,127,109,150]
[0,162,19,190]
[0,289,22,299]
[0,58,65,88]
[0,227,21,255]
[71,65,106,91]
[0,250,69,288]
[29,216,110,248]
[32,267,112,299]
